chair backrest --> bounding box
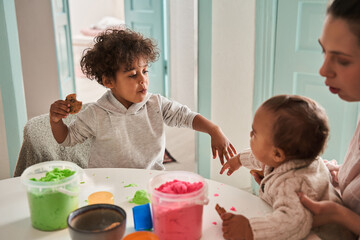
[13,104,92,177]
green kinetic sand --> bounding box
[28,168,78,231]
[129,190,150,205]
[30,168,75,182]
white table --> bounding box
[0,168,272,239]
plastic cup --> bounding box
[149,171,209,240]
[21,161,83,231]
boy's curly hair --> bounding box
[262,95,329,162]
[80,28,160,85]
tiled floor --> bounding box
[75,77,196,172]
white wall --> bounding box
[211,0,256,191]
[15,0,60,120]
[169,0,197,111]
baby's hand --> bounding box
[210,127,236,165]
[250,169,264,185]
[49,100,70,123]
[220,154,241,176]
[222,213,253,240]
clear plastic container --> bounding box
[149,171,209,240]
[21,161,83,231]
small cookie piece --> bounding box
[65,93,82,114]
[250,169,264,178]
[215,203,226,216]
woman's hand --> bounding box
[298,192,360,235]
[323,159,340,187]
[298,192,339,227]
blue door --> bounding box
[256,0,359,163]
[124,0,169,96]
[51,0,76,99]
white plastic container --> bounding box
[149,171,208,240]
[21,161,83,231]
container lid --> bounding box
[132,203,153,231]
[21,161,83,189]
[148,171,208,202]
[123,231,159,240]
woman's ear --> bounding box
[272,147,286,164]
[102,76,114,88]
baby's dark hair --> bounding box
[327,0,360,45]
[80,28,160,85]
[262,95,329,162]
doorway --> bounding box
[254,0,359,163]
[68,0,198,172]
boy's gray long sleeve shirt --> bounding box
[60,91,198,170]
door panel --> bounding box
[273,0,358,162]
[124,0,168,96]
[51,0,76,99]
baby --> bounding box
[49,28,235,169]
[220,95,354,239]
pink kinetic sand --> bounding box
[152,179,205,240]
[230,206,237,211]
[155,179,203,194]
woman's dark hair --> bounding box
[262,95,329,161]
[327,0,360,45]
[80,28,160,85]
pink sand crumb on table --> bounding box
[230,207,237,212]
[214,193,219,197]
[212,221,217,225]
[155,179,203,194]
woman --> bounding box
[298,0,360,237]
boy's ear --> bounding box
[102,76,114,88]
[272,147,286,164]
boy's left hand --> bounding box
[222,213,254,240]
[210,127,236,165]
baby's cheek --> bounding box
[250,141,256,154]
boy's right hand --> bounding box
[220,154,242,176]
[49,100,70,123]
